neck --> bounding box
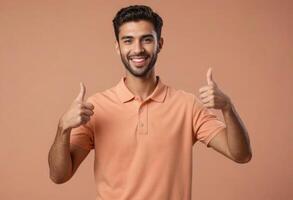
[124,70,158,101]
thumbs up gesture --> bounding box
[198,68,231,111]
[59,82,95,131]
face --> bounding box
[115,20,163,78]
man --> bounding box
[48,5,252,200]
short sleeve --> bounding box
[70,122,94,151]
[192,96,226,147]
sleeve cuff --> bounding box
[205,125,226,148]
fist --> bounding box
[198,68,231,111]
[60,82,94,131]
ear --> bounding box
[158,37,164,53]
[115,40,120,55]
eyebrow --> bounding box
[120,34,154,40]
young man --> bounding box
[48,5,252,200]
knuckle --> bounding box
[199,87,205,92]
[84,117,89,122]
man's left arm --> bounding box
[199,68,252,163]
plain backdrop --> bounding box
[0,0,292,200]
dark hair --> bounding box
[112,5,163,41]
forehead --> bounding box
[119,20,156,38]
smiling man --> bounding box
[48,5,252,200]
[118,21,159,77]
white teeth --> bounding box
[132,58,145,62]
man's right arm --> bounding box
[48,83,94,184]
[48,125,90,184]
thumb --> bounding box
[206,67,215,86]
[75,82,86,102]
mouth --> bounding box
[129,56,148,67]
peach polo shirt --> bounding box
[70,75,226,200]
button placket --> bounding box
[137,102,148,135]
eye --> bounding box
[143,38,153,43]
[123,39,132,44]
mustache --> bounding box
[128,53,149,57]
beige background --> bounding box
[1,0,292,199]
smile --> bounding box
[129,56,148,66]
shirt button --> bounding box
[135,96,142,101]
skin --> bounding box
[48,19,252,184]
[48,83,94,183]
[199,68,252,163]
[115,20,163,100]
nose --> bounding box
[133,41,145,54]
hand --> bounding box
[198,67,232,111]
[59,82,95,131]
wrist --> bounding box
[221,98,234,114]
[58,120,71,135]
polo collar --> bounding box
[115,75,168,103]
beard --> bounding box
[119,50,158,78]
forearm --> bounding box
[48,124,73,183]
[222,103,252,163]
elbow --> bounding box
[234,152,252,164]
[49,173,70,184]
